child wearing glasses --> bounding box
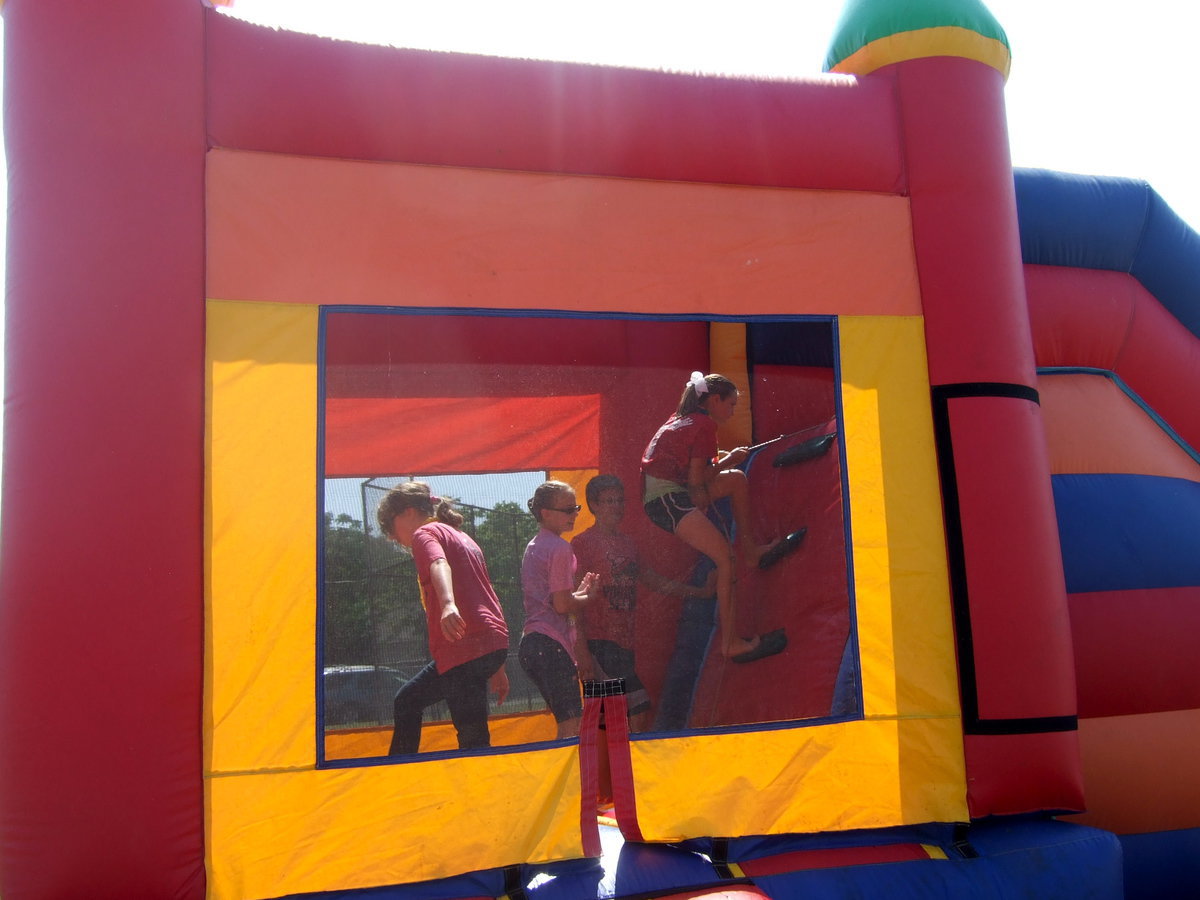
[519,480,599,739]
[572,474,717,732]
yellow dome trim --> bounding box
[829,25,1011,81]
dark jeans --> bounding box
[654,500,729,731]
[652,594,716,731]
[518,631,582,723]
[389,648,507,756]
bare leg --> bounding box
[707,469,775,567]
[673,509,758,657]
[557,716,581,740]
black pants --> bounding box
[518,631,582,723]
[389,648,507,756]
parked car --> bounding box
[323,665,406,728]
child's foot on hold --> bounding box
[723,634,761,658]
[757,528,807,570]
[731,628,788,663]
[741,540,778,569]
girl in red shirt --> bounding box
[642,372,795,662]
[376,482,510,755]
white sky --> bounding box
[218,0,1200,232]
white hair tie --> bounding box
[688,371,709,394]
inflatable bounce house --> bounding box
[2,0,1197,896]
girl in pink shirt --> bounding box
[518,481,599,740]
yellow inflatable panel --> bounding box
[207,301,592,898]
[207,300,319,774]
[208,745,584,899]
[628,317,964,840]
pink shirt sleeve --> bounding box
[548,539,576,593]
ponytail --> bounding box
[676,372,737,416]
[376,481,463,535]
[432,496,464,528]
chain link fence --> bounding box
[322,479,547,729]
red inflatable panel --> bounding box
[751,365,838,439]
[738,843,932,876]
[691,423,850,728]
[324,313,699,373]
[1025,265,1135,371]
[1025,264,1200,450]
[896,59,1034,388]
[1106,286,1200,450]
[964,731,1085,816]
[946,398,1075,721]
[1069,587,1200,719]
[322,311,708,484]
[894,57,1081,815]
[0,1,207,897]
[325,395,602,476]
[205,11,904,193]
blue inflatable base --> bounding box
[285,815,1123,899]
[1121,826,1200,900]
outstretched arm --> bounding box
[716,446,749,469]
[428,558,466,642]
[640,564,717,599]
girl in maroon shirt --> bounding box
[641,372,795,662]
[376,482,510,755]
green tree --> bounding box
[475,501,536,585]
[322,512,425,668]
[473,500,537,641]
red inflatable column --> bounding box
[893,55,1083,816]
[827,0,1084,815]
[1,1,206,896]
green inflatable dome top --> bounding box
[825,0,1010,76]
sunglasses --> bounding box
[546,505,582,513]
